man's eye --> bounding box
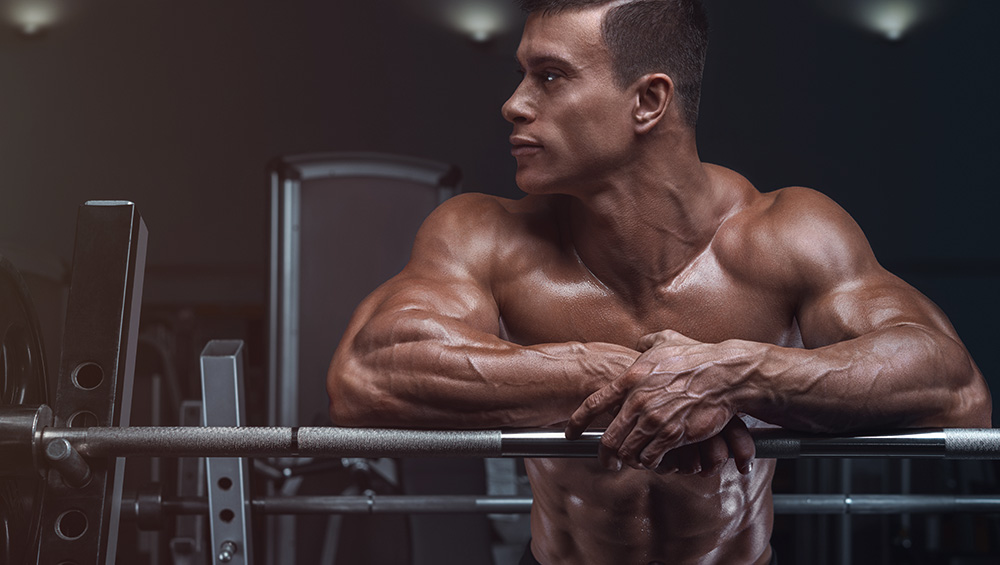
[541,71,559,82]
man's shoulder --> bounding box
[717,186,875,287]
[719,185,837,240]
[423,192,555,239]
[411,192,560,275]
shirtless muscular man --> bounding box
[328,1,991,563]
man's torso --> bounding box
[483,178,799,564]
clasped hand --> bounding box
[565,329,757,476]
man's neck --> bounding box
[563,145,748,305]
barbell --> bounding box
[5,409,1000,471]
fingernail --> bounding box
[740,461,753,474]
[613,457,622,471]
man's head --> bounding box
[516,0,708,128]
[503,0,708,194]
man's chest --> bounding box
[495,253,802,348]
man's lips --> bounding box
[510,135,542,157]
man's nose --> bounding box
[501,84,533,124]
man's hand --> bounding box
[564,329,757,475]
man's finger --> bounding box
[722,416,756,474]
[636,424,684,470]
[597,412,638,471]
[674,443,703,474]
[636,329,699,352]
[697,434,730,477]
[565,383,625,439]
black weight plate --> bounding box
[0,255,48,565]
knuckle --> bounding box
[707,450,727,467]
[600,433,618,449]
[584,393,605,411]
[648,411,671,429]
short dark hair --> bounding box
[516,0,708,127]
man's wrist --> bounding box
[726,339,788,415]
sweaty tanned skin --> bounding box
[328,5,991,565]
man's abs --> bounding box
[524,457,776,564]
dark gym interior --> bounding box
[1,1,998,563]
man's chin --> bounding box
[515,170,562,195]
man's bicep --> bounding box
[796,270,960,349]
[358,271,502,344]
[346,192,509,345]
[771,189,960,348]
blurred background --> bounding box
[1,0,998,563]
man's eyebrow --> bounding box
[515,53,578,70]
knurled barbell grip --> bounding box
[45,426,506,459]
[944,428,1000,459]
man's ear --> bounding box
[633,73,674,134]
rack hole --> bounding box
[55,510,88,540]
[219,509,235,523]
[68,411,100,428]
[72,363,104,390]
[217,477,233,491]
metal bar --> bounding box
[170,401,206,565]
[43,438,92,488]
[40,427,1000,460]
[200,340,253,565]
[121,494,1000,517]
[256,495,536,515]
[772,494,1000,515]
[267,172,300,565]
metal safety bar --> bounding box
[121,493,1000,518]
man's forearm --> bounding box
[739,324,991,431]
[329,314,638,429]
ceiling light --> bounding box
[3,0,69,36]
[815,0,948,42]
[860,0,920,41]
[445,1,510,43]
[403,0,519,44]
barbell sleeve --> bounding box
[40,426,1000,460]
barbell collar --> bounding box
[0,403,52,477]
